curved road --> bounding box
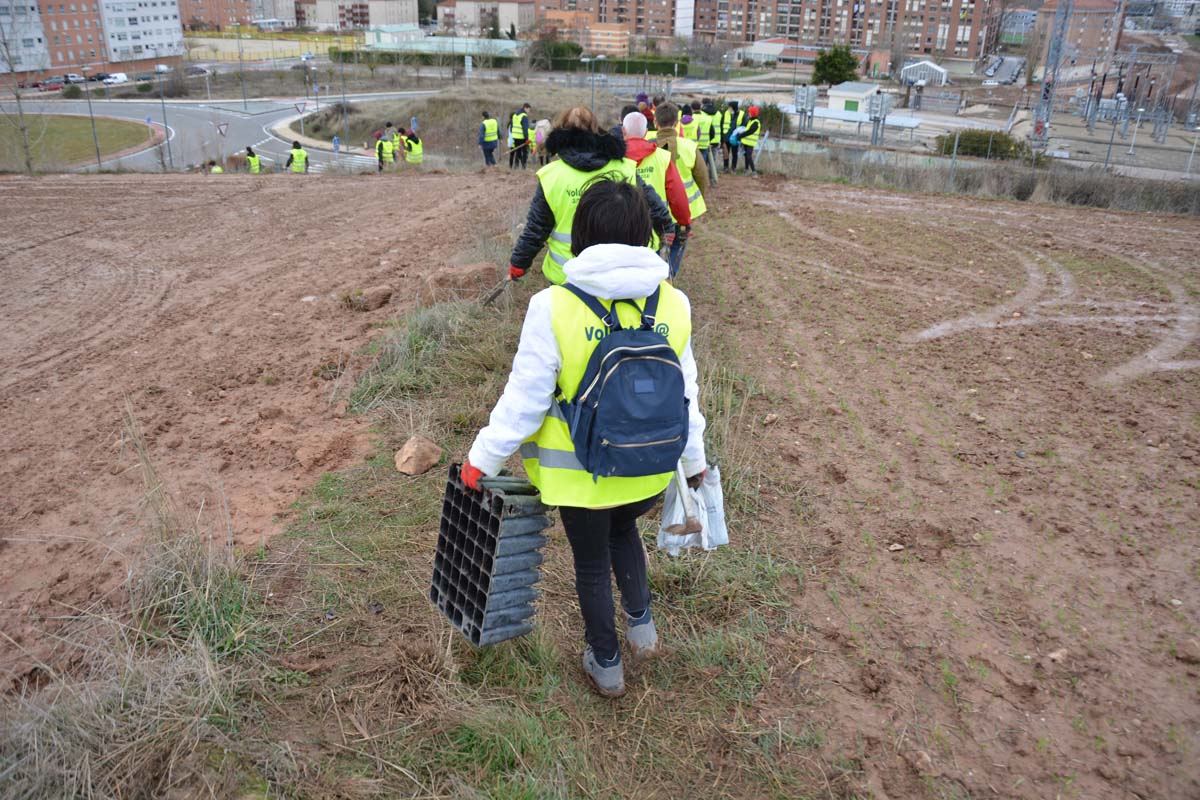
[2,90,434,173]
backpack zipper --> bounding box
[578,347,680,402]
[592,356,682,402]
[601,435,682,448]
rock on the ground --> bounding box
[418,262,499,305]
[359,285,393,311]
[395,435,443,476]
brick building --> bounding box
[1035,0,1121,71]
[179,0,253,28]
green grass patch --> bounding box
[0,113,151,171]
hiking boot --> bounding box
[625,609,659,662]
[582,647,625,698]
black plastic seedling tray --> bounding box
[431,464,551,646]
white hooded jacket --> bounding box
[467,243,707,483]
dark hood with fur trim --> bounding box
[544,128,627,171]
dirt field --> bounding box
[1,171,1198,798]
[0,172,502,678]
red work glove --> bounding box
[461,460,485,492]
[508,265,525,281]
[664,232,675,248]
[686,469,706,490]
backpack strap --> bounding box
[639,287,661,330]
[563,283,621,330]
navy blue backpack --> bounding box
[557,283,689,481]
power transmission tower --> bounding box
[1030,0,1073,152]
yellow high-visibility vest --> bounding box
[741,118,761,147]
[680,116,699,140]
[521,282,692,508]
[405,137,423,163]
[695,112,712,150]
[290,147,307,173]
[511,111,528,141]
[634,147,676,222]
[535,157,639,285]
[377,138,394,163]
[674,137,706,219]
[246,154,260,173]
[482,117,499,142]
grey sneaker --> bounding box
[625,609,659,662]
[581,647,625,698]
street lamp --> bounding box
[580,53,606,117]
[149,47,174,169]
[80,65,102,170]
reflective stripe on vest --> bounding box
[741,118,761,147]
[511,111,528,140]
[673,137,707,219]
[405,138,423,163]
[247,154,260,173]
[634,147,675,222]
[535,157,638,285]
[695,113,711,149]
[521,282,691,508]
[290,148,307,172]
[483,118,499,142]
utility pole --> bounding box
[237,29,248,111]
[1030,0,1073,154]
[81,65,102,170]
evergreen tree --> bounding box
[813,45,859,86]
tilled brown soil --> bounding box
[0,172,509,681]
[686,177,1199,798]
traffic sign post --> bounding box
[216,122,229,137]
[295,102,306,137]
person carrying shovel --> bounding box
[461,179,707,699]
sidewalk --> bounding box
[268,111,369,155]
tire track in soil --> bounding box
[687,177,1200,800]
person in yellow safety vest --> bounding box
[376,133,394,172]
[680,109,699,141]
[701,99,720,186]
[720,100,747,173]
[462,179,708,699]
[653,103,708,278]
[285,141,308,173]
[479,110,499,167]
[509,102,531,170]
[245,146,261,174]
[392,128,402,160]
[507,106,676,286]
[739,104,762,177]
[623,109,692,251]
[206,160,223,174]
[402,128,423,164]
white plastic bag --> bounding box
[657,464,728,556]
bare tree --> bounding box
[0,3,47,175]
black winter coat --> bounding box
[508,128,675,273]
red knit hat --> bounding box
[748,105,760,117]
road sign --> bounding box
[216,122,229,137]
[465,55,473,74]
[295,102,306,114]
[145,116,153,125]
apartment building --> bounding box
[693,0,773,42]
[38,1,103,68]
[367,0,417,25]
[437,0,533,34]
[584,19,629,52]
[250,0,296,24]
[313,0,368,29]
[0,2,50,73]
[102,0,185,62]
[178,0,251,28]
[1036,0,1121,68]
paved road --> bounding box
[3,89,434,173]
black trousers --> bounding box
[742,144,756,173]
[730,140,740,171]
[559,493,660,660]
[509,140,529,169]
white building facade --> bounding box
[100,0,184,63]
[368,0,417,26]
[0,2,50,74]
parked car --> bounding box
[103,72,129,85]
[300,52,315,61]
[134,73,154,82]
[65,72,86,84]
[154,63,172,74]
[184,65,208,76]
[41,78,65,91]
[88,72,111,82]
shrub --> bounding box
[61,84,82,99]
[757,103,789,136]
[934,129,1029,161]
[136,82,154,93]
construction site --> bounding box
[0,164,1197,797]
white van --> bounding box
[103,72,129,85]
[154,64,172,74]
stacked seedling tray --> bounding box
[430,464,552,646]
